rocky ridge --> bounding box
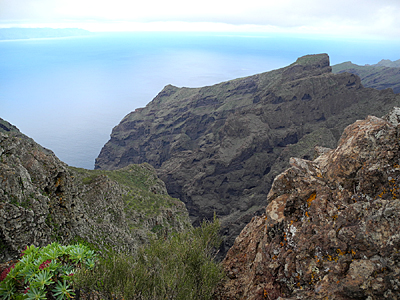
[332,60,400,93]
[374,59,400,68]
[0,118,191,262]
[216,108,400,299]
[96,54,400,255]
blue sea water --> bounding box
[1,32,399,169]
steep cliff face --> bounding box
[0,119,191,262]
[96,54,400,254]
[216,108,400,300]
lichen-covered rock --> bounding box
[95,53,400,256]
[216,108,400,299]
[0,119,191,262]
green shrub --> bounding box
[74,217,224,300]
[0,242,97,300]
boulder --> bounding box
[216,108,400,299]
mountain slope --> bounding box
[0,118,191,262]
[96,54,400,255]
[332,60,400,93]
[374,58,400,68]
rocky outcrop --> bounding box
[216,108,400,299]
[0,118,191,262]
[332,60,400,93]
[96,54,400,255]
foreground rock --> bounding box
[0,118,191,262]
[216,108,400,299]
[96,53,400,255]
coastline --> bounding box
[0,35,94,42]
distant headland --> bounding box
[0,28,92,40]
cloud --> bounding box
[1,0,399,39]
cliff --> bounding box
[216,108,400,299]
[95,54,400,255]
[332,60,400,93]
[0,118,191,262]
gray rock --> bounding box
[0,119,191,262]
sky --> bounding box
[0,0,400,39]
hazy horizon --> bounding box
[1,0,399,39]
[1,0,400,168]
[1,31,399,169]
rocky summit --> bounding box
[96,54,400,255]
[215,108,400,299]
[0,118,191,262]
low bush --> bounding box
[74,217,224,300]
[0,242,96,300]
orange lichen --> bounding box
[55,177,62,187]
[378,188,387,198]
[336,249,345,256]
[306,192,317,207]
[326,254,338,262]
[263,289,268,298]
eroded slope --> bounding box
[0,119,191,262]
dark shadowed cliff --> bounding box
[95,54,400,255]
[215,108,400,299]
[0,118,191,262]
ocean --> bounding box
[1,31,399,169]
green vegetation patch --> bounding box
[0,242,97,300]
[69,163,158,191]
[74,217,224,300]
[69,164,185,218]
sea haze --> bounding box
[1,31,399,169]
